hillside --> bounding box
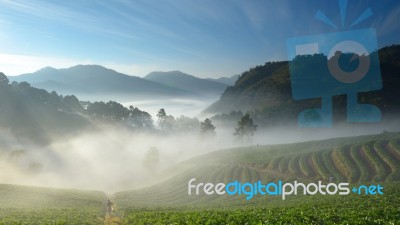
[114,131,400,208]
[0,184,106,224]
[0,72,158,146]
[204,45,400,125]
[9,65,193,101]
[144,71,227,97]
[0,72,94,145]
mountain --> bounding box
[204,45,400,126]
[9,65,193,101]
[144,71,227,97]
[206,74,240,86]
[205,61,294,114]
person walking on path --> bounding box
[107,199,113,215]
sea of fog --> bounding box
[122,98,215,119]
[1,95,399,194]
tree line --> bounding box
[0,72,258,144]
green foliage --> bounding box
[119,183,400,225]
[0,208,104,225]
[200,118,215,136]
[87,101,129,121]
[0,184,107,225]
[86,101,154,129]
[128,106,154,129]
[233,114,257,143]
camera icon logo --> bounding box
[286,1,382,127]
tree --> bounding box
[157,108,166,120]
[63,95,84,112]
[157,108,174,131]
[0,72,9,86]
[175,115,199,132]
[200,118,216,136]
[87,101,129,121]
[233,114,257,143]
[128,106,154,129]
[143,147,160,172]
[156,108,166,127]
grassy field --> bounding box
[0,184,107,225]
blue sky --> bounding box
[0,0,399,78]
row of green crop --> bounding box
[232,165,243,182]
[321,149,346,182]
[120,182,400,224]
[0,208,104,225]
[278,156,290,174]
[374,141,400,181]
[311,151,331,180]
[336,146,360,182]
[200,139,400,187]
[288,154,301,176]
[389,139,400,157]
[349,145,371,182]
[267,156,280,171]
[299,154,315,177]
[362,142,389,182]
[225,164,238,183]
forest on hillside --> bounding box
[206,45,400,128]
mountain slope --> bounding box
[9,65,193,101]
[144,71,227,97]
[206,61,293,114]
[204,45,400,124]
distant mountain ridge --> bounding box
[144,71,227,97]
[9,65,194,101]
[9,65,230,102]
[206,75,239,86]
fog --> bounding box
[0,101,399,194]
[122,98,216,118]
[0,124,236,193]
[251,118,400,145]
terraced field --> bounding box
[115,132,400,208]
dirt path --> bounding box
[105,215,122,225]
[105,197,122,225]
